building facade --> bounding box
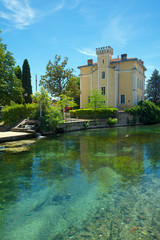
[78,46,146,108]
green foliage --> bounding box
[1,103,39,126]
[145,69,160,103]
[86,89,107,109]
[32,87,63,132]
[40,55,73,98]
[86,89,107,119]
[39,107,63,133]
[107,118,117,125]
[14,65,22,80]
[83,121,90,129]
[22,59,32,103]
[70,108,117,119]
[56,94,77,118]
[32,87,51,116]
[125,100,160,124]
[0,32,24,105]
[65,77,80,108]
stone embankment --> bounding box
[57,112,141,133]
[0,112,140,142]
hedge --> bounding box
[69,108,118,119]
[1,103,39,126]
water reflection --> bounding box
[0,125,160,239]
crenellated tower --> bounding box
[96,46,113,105]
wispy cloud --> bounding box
[104,16,128,48]
[146,65,155,70]
[76,48,96,57]
[67,0,84,10]
[0,0,35,29]
[42,0,65,16]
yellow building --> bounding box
[78,46,146,108]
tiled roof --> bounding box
[111,58,136,62]
[78,63,97,68]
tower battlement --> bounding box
[96,46,113,55]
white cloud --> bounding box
[36,0,65,19]
[0,0,35,29]
[104,16,128,48]
[146,65,155,70]
[67,0,84,10]
[76,48,96,57]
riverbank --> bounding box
[0,111,141,142]
[0,131,35,143]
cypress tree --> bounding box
[22,59,32,103]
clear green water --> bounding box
[0,125,160,240]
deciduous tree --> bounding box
[56,94,77,119]
[87,89,107,119]
[0,31,24,105]
[65,77,80,108]
[40,55,73,98]
[14,65,22,80]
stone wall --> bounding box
[57,112,141,133]
[116,111,141,125]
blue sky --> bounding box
[0,0,160,93]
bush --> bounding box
[70,108,117,119]
[125,100,160,124]
[39,106,64,133]
[107,118,117,125]
[1,103,39,126]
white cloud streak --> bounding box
[105,16,128,47]
[76,48,96,57]
[0,0,35,29]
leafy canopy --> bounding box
[56,94,77,118]
[125,100,160,124]
[32,87,63,132]
[65,76,80,108]
[40,55,73,98]
[0,31,24,105]
[86,89,107,110]
[86,89,107,119]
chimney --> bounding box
[88,59,93,65]
[121,54,127,60]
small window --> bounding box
[101,87,105,95]
[102,59,104,64]
[101,71,105,79]
[120,95,125,104]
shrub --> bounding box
[39,106,64,133]
[125,100,160,124]
[107,118,117,125]
[83,121,90,129]
[1,103,39,126]
[70,108,117,119]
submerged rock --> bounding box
[0,139,36,153]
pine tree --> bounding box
[22,59,32,103]
[146,69,160,104]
